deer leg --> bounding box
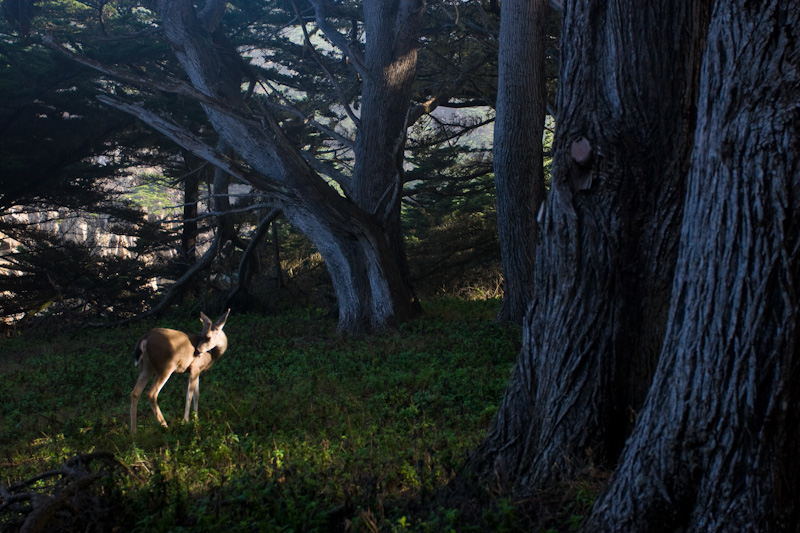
[184,373,200,422]
[130,369,152,437]
[147,372,173,428]
[193,378,199,414]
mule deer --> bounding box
[130,309,230,436]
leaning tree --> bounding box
[42,0,410,332]
[42,0,503,332]
[111,0,423,332]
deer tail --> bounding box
[133,338,146,367]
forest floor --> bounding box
[0,298,602,532]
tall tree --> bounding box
[47,0,432,332]
[492,0,548,324]
[586,0,800,529]
[471,0,711,489]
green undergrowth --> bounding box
[0,298,596,531]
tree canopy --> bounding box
[1,0,511,328]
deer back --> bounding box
[139,328,197,374]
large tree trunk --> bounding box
[586,1,800,530]
[147,0,421,332]
[471,0,711,490]
[492,0,547,324]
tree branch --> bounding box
[299,153,353,197]
[197,0,228,32]
[0,453,124,533]
[223,208,281,309]
[85,232,222,328]
[289,0,361,128]
[407,51,496,126]
[268,100,355,149]
[42,32,260,128]
[162,203,277,225]
[308,0,370,80]
[95,95,290,198]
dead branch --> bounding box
[223,208,282,309]
[0,452,125,533]
[307,0,370,80]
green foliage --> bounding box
[0,300,525,531]
[126,173,180,214]
[0,0,208,326]
[0,301,604,531]
[403,139,501,296]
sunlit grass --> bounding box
[0,298,536,530]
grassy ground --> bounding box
[0,298,596,532]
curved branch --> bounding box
[96,95,290,198]
[223,208,281,309]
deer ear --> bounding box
[214,308,231,329]
[199,312,212,329]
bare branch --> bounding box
[163,203,278,225]
[253,75,355,157]
[85,233,222,328]
[408,51,496,126]
[289,0,361,128]
[0,453,124,533]
[300,153,353,197]
[268,101,355,149]
[223,208,281,309]
[410,115,495,150]
[308,0,370,80]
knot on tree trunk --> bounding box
[570,136,594,191]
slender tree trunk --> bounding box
[493,0,547,324]
[471,0,711,490]
[181,162,200,264]
[586,2,800,530]
[272,220,282,290]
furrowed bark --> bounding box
[350,0,426,312]
[586,1,800,530]
[471,0,711,490]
